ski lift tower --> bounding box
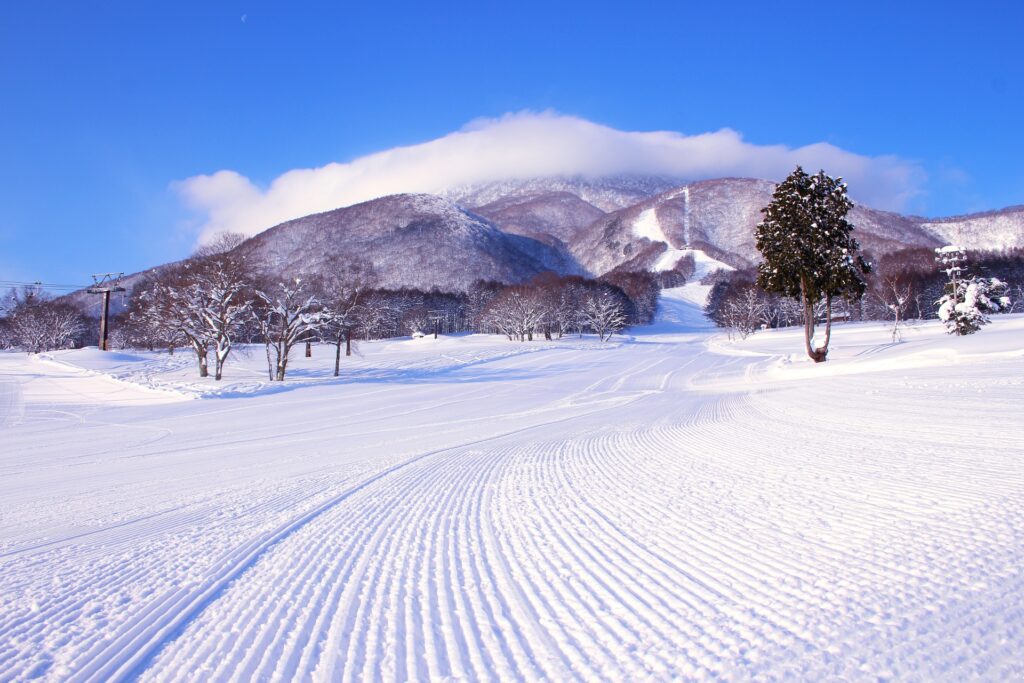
[87,273,125,351]
[428,309,446,339]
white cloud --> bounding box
[176,111,926,241]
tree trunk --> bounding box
[345,332,352,356]
[265,342,274,381]
[800,279,827,363]
[197,349,208,378]
[891,299,902,343]
[305,340,312,357]
[818,294,832,361]
[334,337,342,377]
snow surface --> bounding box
[2,298,1024,681]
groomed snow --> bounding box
[2,297,1023,681]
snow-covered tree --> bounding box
[3,287,88,353]
[935,246,1009,335]
[755,166,870,362]
[319,263,374,376]
[195,256,251,380]
[871,270,912,342]
[252,278,325,381]
[554,281,588,337]
[191,231,247,258]
[129,272,189,355]
[132,255,251,379]
[580,291,626,341]
[482,287,548,342]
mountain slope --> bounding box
[233,193,584,290]
[572,178,948,275]
[444,175,680,212]
[63,176,1024,311]
[920,206,1024,251]
[470,191,606,246]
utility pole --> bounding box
[87,273,125,351]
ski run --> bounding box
[2,287,1023,681]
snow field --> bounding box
[1,295,1023,681]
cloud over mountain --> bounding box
[176,111,926,242]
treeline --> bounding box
[123,256,659,380]
[1,244,661,381]
[706,247,1024,339]
[0,287,91,352]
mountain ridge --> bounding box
[63,176,1024,311]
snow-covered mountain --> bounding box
[556,178,946,275]
[233,193,583,291]
[469,191,606,246]
[444,175,680,212]
[65,176,1024,309]
[920,206,1024,252]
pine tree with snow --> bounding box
[755,166,869,362]
[935,246,1009,335]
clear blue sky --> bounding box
[1,1,1022,288]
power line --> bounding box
[0,279,92,291]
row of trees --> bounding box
[110,244,659,381]
[1,264,658,381]
[0,287,90,353]
[707,244,1019,342]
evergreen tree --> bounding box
[935,245,1009,335]
[755,166,869,362]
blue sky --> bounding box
[1,1,1022,288]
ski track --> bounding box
[1,305,1023,680]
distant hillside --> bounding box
[470,191,606,246]
[232,193,584,291]
[919,206,1024,252]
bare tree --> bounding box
[725,287,768,340]
[580,291,627,342]
[872,271,912,342]
[195,256,252,380]
[192,231,247,258]
[252,278,325,381]
[129,273,189,356]
[131,255,250,379]
[482,286,547,342]
[320,262,374,376]
[138,271,213,376]
[2,286,87,353]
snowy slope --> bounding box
[921,205,1024,251]
[2,306,1024,679]
[572,178,946,275]
[230,193,584,291]
[444,175,680,212]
